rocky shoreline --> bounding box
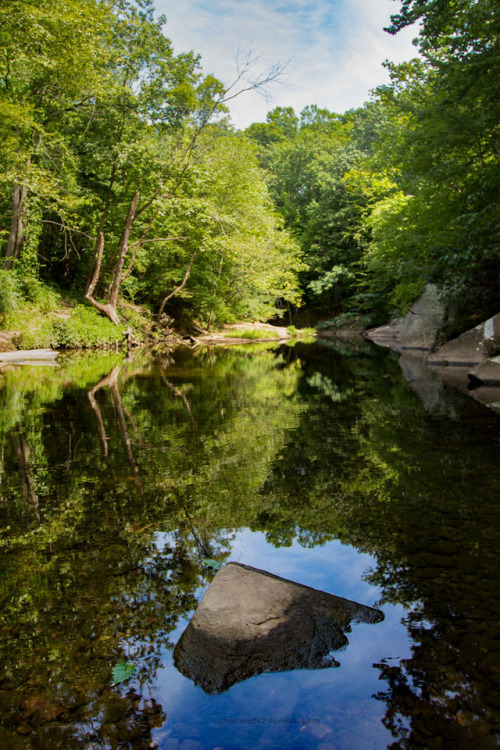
[365,284,500,413]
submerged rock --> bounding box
[174,562,384,695]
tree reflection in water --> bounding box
[0,342,498,748]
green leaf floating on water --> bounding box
[112,661,136,685]
[203,559,223,570]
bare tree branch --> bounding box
[157,250,198,322]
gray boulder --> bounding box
[365,284,446,351]
[468,356,500,387]
[0,331,20,353]
[428,313,500,366]
[174,562,384,695]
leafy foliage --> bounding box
[0,0,300,333]
[202,559,223,571]
[50,305,122,349]
[245,2,499,323]
[246,103,386,319]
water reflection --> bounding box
[0,342,498,748]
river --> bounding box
[0,339,499,749]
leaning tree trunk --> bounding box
[85,163,117,297]
[85,191,140,326]
[108,191,140,311]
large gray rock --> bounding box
[174,562,384,695]
[365,284,446,351]
[364,315,406,352]
[0,331,20,353]
[468,356,500,387]
[428,313,500,366]
[0,349,58,363]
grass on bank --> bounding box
[223,328,282,340]
[286,325,316,337]
[222,326,317,341]
[0,271,148,349]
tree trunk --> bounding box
[108,191,140,310]
[85,231,122,324]
[4,184,20,270]
[85,163,117,296]
[14,183,28,261]
[85,191,139,326]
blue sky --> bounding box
[155,0,418,128]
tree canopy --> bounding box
[0,0,300,331]
[0,0,498,336]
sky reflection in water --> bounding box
[0,341,499,749]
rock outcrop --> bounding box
[364,290,500,413]
[0,349,59,365]
[174,562,384,695]
[423,313,500,412]
[428,313,500,366]
[0,331,20,353]
[365,284,447,352]
[468,356,500,387]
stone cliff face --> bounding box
[364,288,500,412]
[365,284,447,352]
[428,314,500,368]
[428,314,500,410]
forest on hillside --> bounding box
[0,0,498,345]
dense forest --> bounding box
[0,0,498,345]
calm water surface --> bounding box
[0,340,499,749]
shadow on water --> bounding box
[0,341,498,748]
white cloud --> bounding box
[155,0,418,127]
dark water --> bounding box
[0,341,499,750]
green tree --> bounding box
[356,0,500,316]
[0,0,111,273]
[128,131,303,327]
[247,104,378,316]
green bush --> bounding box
[51,305,121,349]
[0,269,22,319]
[20,320,54,349]
[21,276,62,313]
